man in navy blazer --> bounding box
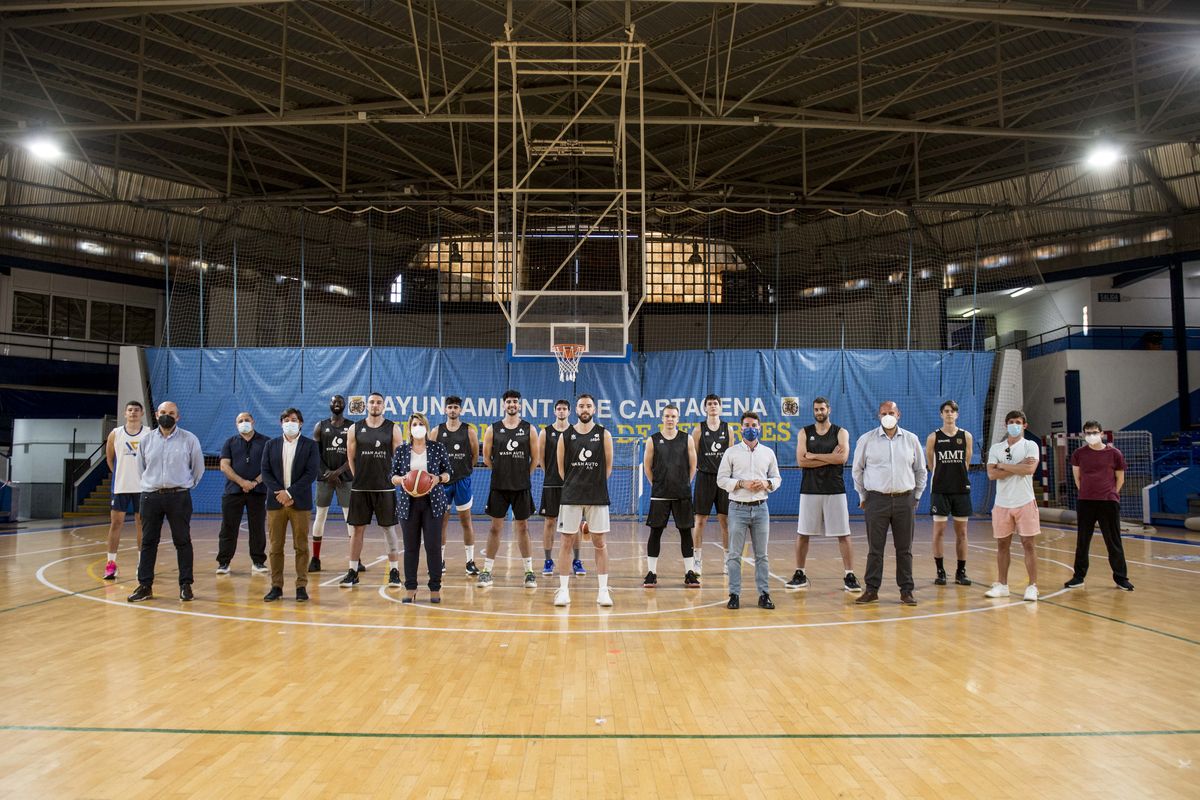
[261,407,321,602]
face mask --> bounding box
[410,424,427,439]
[1085,433,1102,445]
[282,421,300,437]
[237,421,253,435]
[742,426,760,442]
[1007,423,1023,438]
[880,414,898,429]
[157,414,176,429]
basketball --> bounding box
[399,469,438,497]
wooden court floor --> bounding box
[1,514,1196,799]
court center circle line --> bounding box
[374,582,728,617]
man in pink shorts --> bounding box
[985,410,1041,601]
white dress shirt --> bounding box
[281,435,298,492]
[852,426,928,501]
[716,441,782,502]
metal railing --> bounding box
[1013,325,1200,359]
[0,330,123,365]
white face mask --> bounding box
[282,421,300,437]
[411,424,427,440]
[880,414,898,430]
[1084,433,1102,445]
[237,421,253,435]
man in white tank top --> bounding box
[104,400,149,580]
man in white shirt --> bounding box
[984,410,1041,602]
[716,412,782,610]
[851,401,927,606]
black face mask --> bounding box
[157,414,176,429]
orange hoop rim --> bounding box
[551,343,586,359]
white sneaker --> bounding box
[554,588,571,607]
[693,564,702,577]
[251,562,268,574]
[215,563,231,575]
[596,588,613,607]
[1023,584,1039,602]
[984,582,1010,598]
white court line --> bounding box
[1031,542,1200,575]
[0,523,107,538]
[376,582,728,618]
[318,555,387,586]
[0,542,139,559]
[34,550,1071,635]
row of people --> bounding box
[109,393,1133,606]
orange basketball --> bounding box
[399,469,438,497]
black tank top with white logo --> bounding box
[650,431,690,499]
[932,429,971,494]
[352,419,395,491]
[490,420,533,491]
[561,424,609,506]
[800,423,845,495]
[542,425,567,488]
[437,422,473,481]
[697,421,729,474]
[318,418,352,472]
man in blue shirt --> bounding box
[128,401,206,603]
[216,411,269,575]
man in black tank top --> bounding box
[553,394,615,608]
[691,394,733,577]
[924,400,974,586]
[430,395,480,576]
[310,395,353,572]
[642,404,699,589]
[538,400,584,578]
[340,392,404,589]
[479,390,537,589]
[789,397,861,593]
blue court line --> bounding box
[1122,533,1200,547]
[0,521,107,537]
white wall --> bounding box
[1090,269,1200,327]
[11,418,107,482]
[994,279,1090,343]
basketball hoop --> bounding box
[551,343,585,383]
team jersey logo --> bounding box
[375,440,381,447]
[332,436,344,447]
[710,442,722,452]
[580,448,593,460]
[506,439,519,451]
[454,443,461,450]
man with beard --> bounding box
[311,395,354,573]
[479,389,538,589]
[539,399,584,577]
[553,394,615,607]
[340,392,403,588]
[642,404,698,588]
[431,395,480,576]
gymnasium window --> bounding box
[644,239,744,303]
[389,274,403,303]
[410,239,515,302]
[11,291,50,335]
[51,296,87,339]
[90,301,124,342]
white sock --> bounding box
[647,556,658,572]
[484,558,495,573]
[107,552,117,562]
[313,506,329,537]
[389,560,399,570]
[598,574,609,589]
[349,560,358,571]
[845,569,853,576]
[684,556,695,571]
[559,575,570,590]
[465,545,475,561]
[523,557,533,573]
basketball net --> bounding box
[552,343,584,383]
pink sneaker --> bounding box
[103,561,118,580]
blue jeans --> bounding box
[725,501,771,596]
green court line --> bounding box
[0,724,1196,741]
[0,584,109,615]
[1041,599,1200,647]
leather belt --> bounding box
[870,490,912,497]
[731,499,765,506]
[149,487,188,494]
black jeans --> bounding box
[217,492,267,565]
[1073,499,1129,582]
[401,495,443,591]
[863,491,916,592]
[137,491,194,587]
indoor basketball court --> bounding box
[1,1,1199,798]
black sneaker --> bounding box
[1115,578,1134,591]
[785,569,809,589]
[955,570,972,586]
[758,592,775,610]
[843,572,862,593]
[388,568,401,587]
[296,586,309,602]
[357,561,368,573]
[1064,576,1085,589]
[643,571,657,588]
[179,584,194,602]
[127,584,153,603]
[726,593,740,609]
[934,568,948,586]
[308,557,321,572]
[339,569,359,588]
[684,570,700,588]
[465,560,480,576]
[263,586,284,602]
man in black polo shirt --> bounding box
[216,411,269,575]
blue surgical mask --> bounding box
[237,421,253,435]
[1007,422,1023,438]
[282,421,301,437]
[742,426,760,442]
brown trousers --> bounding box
[267,506,310,589]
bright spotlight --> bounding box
[1085,143,1122,170]
[26,137,63,161]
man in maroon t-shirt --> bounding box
[1065,420,1133,591]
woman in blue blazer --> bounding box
[391,412,452,602]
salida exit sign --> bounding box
[1097,292,1121,302]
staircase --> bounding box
[64,477,112,518]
